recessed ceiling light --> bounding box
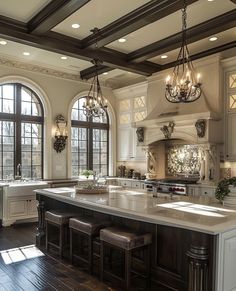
[61,56,68,60]
[103,72,108,75]
[118,38,126,43]
[0,40,7,45]
[207,0,214,2]
[72,23,80,29]
[161,55,168,59]
[23,52,30,56]
[209,36,218,42]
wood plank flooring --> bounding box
[0,223,116,291]
[0,223,149,291]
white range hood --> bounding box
[133,91,223,145]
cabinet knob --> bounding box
[226,154,229,158]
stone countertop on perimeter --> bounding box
[34,187,236,235]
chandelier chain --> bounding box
[82,28,108,117]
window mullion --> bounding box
[15,84,21,177]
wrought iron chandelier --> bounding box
[165,0,202,103]
[83,28,108,117]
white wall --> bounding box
[0,62,116,179]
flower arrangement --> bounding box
[215,177,236,202]
[81,169,94,179]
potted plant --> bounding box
[215,177,236,202]
[81,169,94,179]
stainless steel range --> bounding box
[144,178,198,196]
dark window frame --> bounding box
[71,98,109,176]
[0,83,44,179]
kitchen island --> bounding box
[35,187,236,291]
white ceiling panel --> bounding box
[149,28,236,65]
[106,0,235,53]
[0,0,51,22]
[0,39,91,74]
[52,0,151,39]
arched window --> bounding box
[0,83,44,180]
[71,97,109,176]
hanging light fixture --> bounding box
[165,0,202,103]
[83,28,108,117]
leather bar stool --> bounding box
[69,216,110,274]
[100,226,152,290]
[45,210,76,259]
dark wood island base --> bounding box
[36,194,215,291]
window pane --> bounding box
[0,121,14,179]
[229,74,236,88]
[229,94,236,109]
[32,102,42,116]
[3,99,14,113]
[21,87,42,116]
[3,85,14,100]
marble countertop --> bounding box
[34,187,236,235]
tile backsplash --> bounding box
[166,144,201,176]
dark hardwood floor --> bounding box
[0,224,148,291]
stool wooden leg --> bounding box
[146,245,151,290]
[70,228,73,264]
[100,240,104,282]
[125,249,132,291]
[45,220,48,252]
[88,235,93,274]
[59,225,63,259]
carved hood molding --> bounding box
[133,93,222,145]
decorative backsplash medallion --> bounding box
[166,144,201,176]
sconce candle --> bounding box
[53,114,68,153]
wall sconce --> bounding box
[53,114,68,153]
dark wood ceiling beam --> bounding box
[28,0,91,34]
[128,9,236,62]
[0,17,155,76]
[81,0,198,48]
[80,66,114,80]
[80,61,160,80]
[160,41,236,71]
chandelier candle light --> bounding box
[165,0,202,103]
[83,28,108,117]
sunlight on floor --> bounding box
[158,201,236,217]
[0,244,45,265]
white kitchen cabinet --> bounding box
[187,186,199,196]
[115,84,147,162]
[117,127,133,161]
[8,196,38,218]
[188,185,216,197]
[216,229,236,291]
[2,181,48,226]
[199,186,215,197]
[117,127,145,161]
[225,114,236,160]
[5,196,38,225]
[131,181,141,189]
[224,70,236,161]
[118,179,132,188]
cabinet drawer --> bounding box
[120,180,132,187]
[132,181,141,189]
[200,187,215,197]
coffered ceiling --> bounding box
[0,0,235,88]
